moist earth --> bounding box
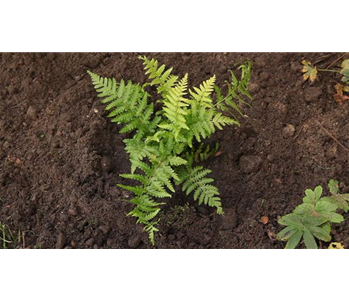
[1,52,348,249]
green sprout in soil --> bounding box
[88,56,252,244]
[277,180,349,249]
[0,222,17,249]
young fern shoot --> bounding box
[88,56,252,245]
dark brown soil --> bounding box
[1,52,349,249]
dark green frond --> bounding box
[87,71,158,137]
[193,142,220,162]
[124,138,157,173]
[181,166,223,214]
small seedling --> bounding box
[277,180,349,249]
[88,56,252,244]
[328,242,344,249]
[301,60,318,83]
[0,222,15,249]
[301,58,349,104]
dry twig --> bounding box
[315,120,349,153]
[326,52,349,70]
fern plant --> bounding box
[88,55,252,245]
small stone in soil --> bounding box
[326,145,337,159]
[99,225,110,235]
[47,53,55,61]
[196,206,209,216]
[2,53,11,62]
[26,106,37,120]
[260,72,270,81]
[219,208,238,230]
[304,87,322,102]
[56,232,66,249]
[59,213,68,222]
[255,56,266,67]
[128,234,142,248]
[290,61,300,71]
[85,238,95,247]
[282,124,295,138]
[249,83,260,94]
[239,155,263,174]
[68,206,78,216]
[202,228,213,244]
[100,156,112,173]
[260,216,269,225]
[203,234,212,242]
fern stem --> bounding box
[140,159,168,198]
[213,89,235,108]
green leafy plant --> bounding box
[301,57,349,103]
[301,60,318,83]
[301,58,349,84]
[88,55,252,244]
[340,59,349,84]
[277,180,349,249]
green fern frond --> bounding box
[130,159,152,175]
[214,85,243,123]
[159,74,191,139]
[149,166,175,195]
[144,223,159,245]
[166,164,181,181]
[213,61,252,123]
[130,195,165,209]
[146,185,172,198]
[193,142,220,162]
[212,113,238,130]
[145,130,172,145]
[189,75,216,110]
[169,156,187,166]
[138,55,178,96]
[235,62,252,100]
[88,71,158,138]
[88,70,118,103]
[119,173,148,185]
[124,138,157,173]
[182,167,211,192]
[142,209,161,222]
[186,107,215,143]
[117,184,144,196]
[181,165,223,213]
[158,134,175,158]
